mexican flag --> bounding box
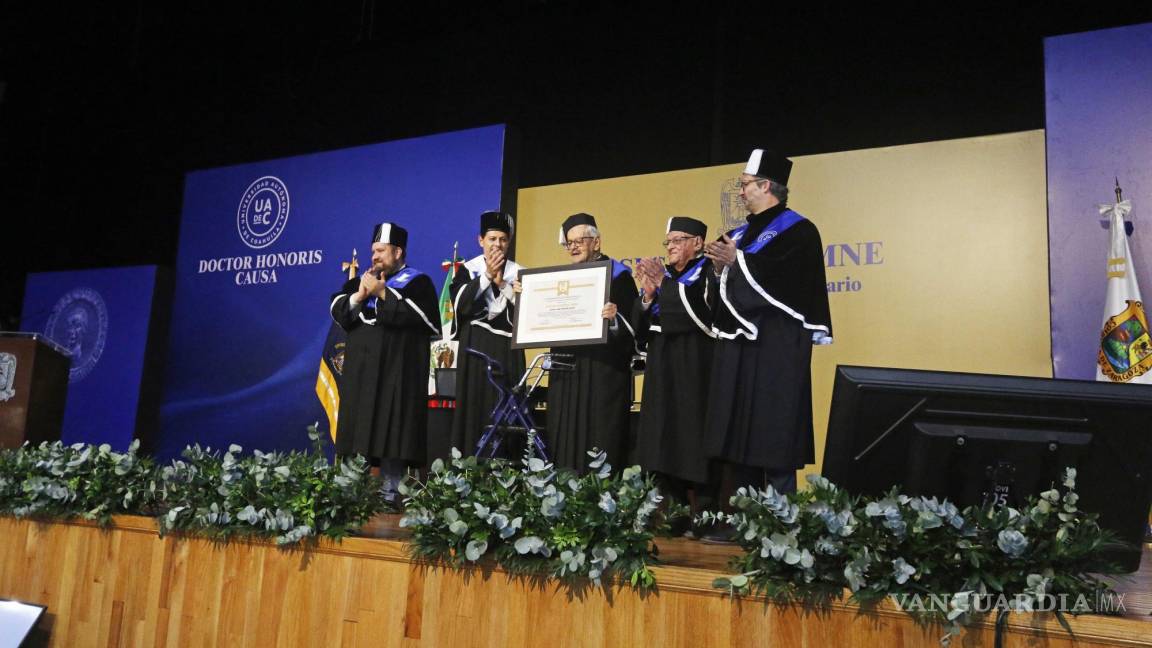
[438,242,464,339]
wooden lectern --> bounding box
[0,332,70,449]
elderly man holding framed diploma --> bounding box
[513,213,638,472]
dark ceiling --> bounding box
[2,1,1150,326]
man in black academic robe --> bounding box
[449,210,526,457]
[631,217,717,509]
[704,149,833,495]
[330,222,440,493]
[547,213,640,472]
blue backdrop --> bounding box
[1046,23,1152,379]
[159,125,510,459]
[21,266,160,450]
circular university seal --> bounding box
[236,175,290,249]
[45,288,109,383]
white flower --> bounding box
[541,492,565,518]
[1026,572,1050,598]
[815,535,842,556]
[844,553,871,592]
[598,492,617,514]
[761,531,798,561]
[891,557,916,585]
[865,498,897,518]
[997,529,1028,557]
[805,474,834,491]
[947,591,974,621]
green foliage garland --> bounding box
[0,426,385,546]
[399,446,663,588]
[0,439,157,524]
[156,427,385,545]
[700,468,1124,644]
[0,430,1128,645]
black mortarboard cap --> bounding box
[744,148,793,185]
[480,210,514,236]
[372,222,408,249]
[559,213,598,244]
[666,216,707,238]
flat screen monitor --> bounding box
[0,598,46,648]
[822,365,1152,572]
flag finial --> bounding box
[1115,177,1123,204]
[342,249,360,280]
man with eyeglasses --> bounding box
[448,210,526,457]
[703,149,833,500]
[330,222,441,501]
[547,212,639,472]
[631,216,717,531]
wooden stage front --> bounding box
[1,515,1149,647]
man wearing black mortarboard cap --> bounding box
[447,210,527,457]
[703,149,832,501]
[330,222,440,500]
[548,212,640,472]
[631,216,718,528]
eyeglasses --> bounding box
[662,235,700,247]
[736,177,766,190]
[561,236,596,249]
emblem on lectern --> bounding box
[0,352,15,402]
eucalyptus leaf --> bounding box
[514,536,544,555]
[465,539,488,561]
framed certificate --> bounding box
[512,260,612,349]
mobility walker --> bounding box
[465,347,575,460]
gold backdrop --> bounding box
[515,130,1052,476]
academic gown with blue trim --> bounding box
[705,204,833,472]
[630,256,717,484]
[330,270,439,464]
